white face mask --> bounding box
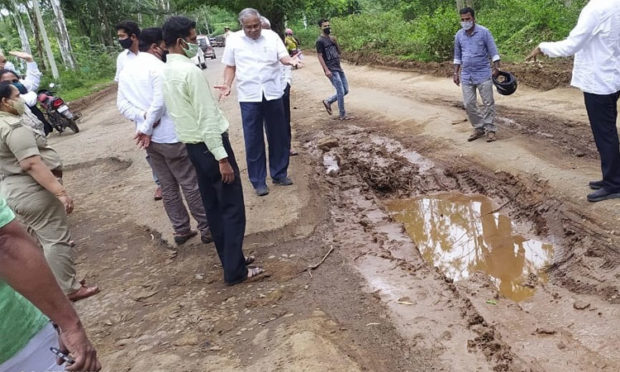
[461,21,474,31]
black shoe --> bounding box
[201,231,213,244]
[587,188,620,202]
[255,185,269,196]
[273,177,293,186]
[174,230,197,245]
[589,180,604,190]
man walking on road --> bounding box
[117,27,212,245]
[219,8,301,197]
[453,7,501,143]
[115,20,163,201]
[161,16,263,285]
[317,19,352,121]
[527,0,620,203]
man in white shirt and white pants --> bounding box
[527,0,620,202]
[117,28,212,245]
[219,8,301,197]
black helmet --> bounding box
[493,71,518,96]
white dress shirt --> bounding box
[114,49,138,82]
[281,64,292,91]
[20,62,41,92]
[117,52,177,144]
[4,61,17,74]
[539,0,620,95]
[222,30,289,102]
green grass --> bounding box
[62,78,114,102]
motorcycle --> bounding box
[37,84,80,134]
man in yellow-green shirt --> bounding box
[161,16,264,285]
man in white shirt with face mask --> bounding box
[117,27,212,245]
[527,0,620,202]
[115,20,163,201]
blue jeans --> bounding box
[239,96,290,189]
[326,70,349,118]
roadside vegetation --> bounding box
[292,0,587,62]
[0,1,584,100]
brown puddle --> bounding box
[385,193,553,302]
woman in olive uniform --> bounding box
[0,82,98,302]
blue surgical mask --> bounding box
[12,82,27,94]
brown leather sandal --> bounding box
[68,285,100,302]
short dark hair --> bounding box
[162,16,196,47]
[0,81,15,100]
[116,20,141,37]
[459,7,475,18]
[0,69,18,81]
[139,27,163,52]
[318,18,329,27]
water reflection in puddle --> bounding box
[386,193,553,302]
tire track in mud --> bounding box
[299,121,619,371]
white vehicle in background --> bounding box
[192,35,216,70]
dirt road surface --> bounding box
[49,48,618,371]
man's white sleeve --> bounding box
[116,80,144,124]
[140,69,166,135]
[21,62,41,92]
[539,5,597,58]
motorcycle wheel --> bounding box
[67,119,80,133]
[49,112,64,133]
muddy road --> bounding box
[49,49,618,371]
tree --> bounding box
[49,0,77,69]
[9,0,32,54]
[32,0,58,78]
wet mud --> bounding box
[51,53,619,371]
[297,119,619,371]
[386,193,554,302]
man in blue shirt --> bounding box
[453,7,501,143]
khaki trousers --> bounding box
[8,187,79,294]
[146,142,209,235]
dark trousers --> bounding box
[283,83,292,144]
[584,91,620,192]
[29,105,53,135]
[185,135,248,284]
[239,96,290,189]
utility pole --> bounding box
[33,0,58,79]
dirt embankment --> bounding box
[331,50,575,91]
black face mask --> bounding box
[323,27,331,35]
[119,37,133,49]
[161,50,169,63]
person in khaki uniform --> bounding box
[0,82,98,302]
